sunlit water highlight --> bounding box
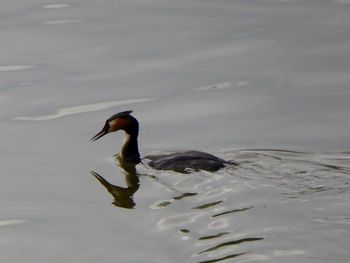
[41,19,83,25]
[0,65,34,71]
[13,98,155,121]
[43,4,70,9]
[0,219,27,227]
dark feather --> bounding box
[107,110,133,122]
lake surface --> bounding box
[1,0,350,262]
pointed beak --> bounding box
[91,127,108,141]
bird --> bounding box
[91,110,233,173]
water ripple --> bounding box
[143,150,350,262]
[207,218,229,230]
[0,219,27,227]
[157,212,206,230]
[42,19,83,25]
[199,232,230,241]
[198,252,248,263]
[193,201,223,210]
[0,65,34,72]
[198,237,264,255]
[13,97,155,121]
[212,207,253,218]
[43,4,70,9]
[195,81,250,92]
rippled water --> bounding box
[89,150,350,263]
[147,150,350,262]
[1,0,350,262]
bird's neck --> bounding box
[120,131,141,164]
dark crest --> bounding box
[107,110,133,122]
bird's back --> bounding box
[144,151,229,173]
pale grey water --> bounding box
[1,0,350,262]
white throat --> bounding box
[120,132,131,158]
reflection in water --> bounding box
[198,232,230,241]
[91,156,139,209]
[198,237,264,255]
[192,200,223,210]
[198,252,248,263]
[89,149,350,262]
[90,152,265,262]
[211,206,253,218]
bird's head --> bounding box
[91,110,138,141]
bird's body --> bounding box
[91,111,231,173]
[144,151,227,173]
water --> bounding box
[1,0,350,262]
[134,150,350,263]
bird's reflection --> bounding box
[91,156,140,209]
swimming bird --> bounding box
[91,111,232,173]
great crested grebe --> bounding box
[91,111,232,173]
